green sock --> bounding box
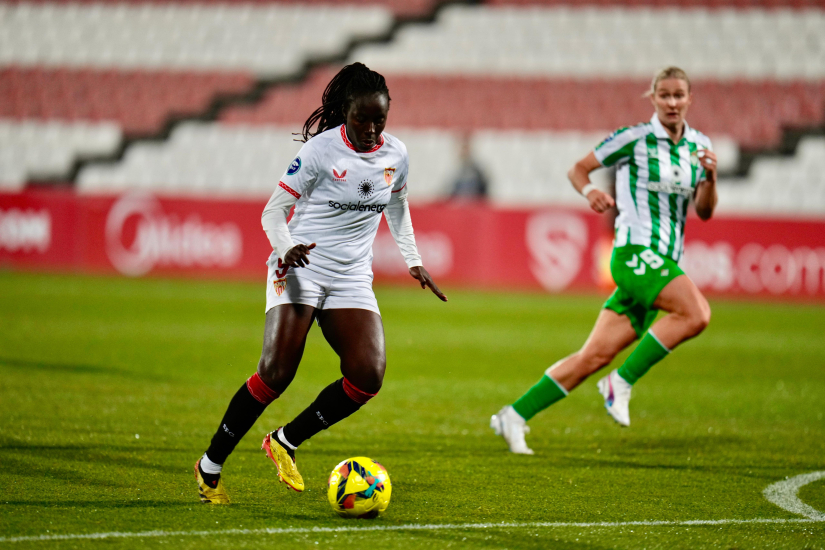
[616,330,671,385]
[511,373,568,421]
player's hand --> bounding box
[586,189,615,214]
[284,243,316,268]
[698,149,717,184]
[409,266,448,302]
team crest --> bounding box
[690,150,700,167]
[273,277,287,297]
[383,167,396,187]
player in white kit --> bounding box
[195,63,447,503]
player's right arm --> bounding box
[261,141,321,267]
[567,152,614,214]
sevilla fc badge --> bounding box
[383,167,396,187]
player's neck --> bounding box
[661,120,685,143]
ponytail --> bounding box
[299,63,390,142]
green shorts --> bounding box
[603,244,684,337]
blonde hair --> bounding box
[645,66,691,97]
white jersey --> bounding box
[272,125,410,278]
[594,114,713,262]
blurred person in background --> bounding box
[194,63,447,503]
[491,67,718,454]
[450,133,488,199]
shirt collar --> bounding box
[650,113,690,143]
[340,124,384,154]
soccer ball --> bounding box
[327,457,392,519]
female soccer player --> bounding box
[491,67,717,454]
[195,63,447,502]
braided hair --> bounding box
[299,63,390,142]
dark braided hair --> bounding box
[299,63,390,142]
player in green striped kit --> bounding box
[491,67,719,454]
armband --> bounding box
[581,183,598,197]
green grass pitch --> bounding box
[1,271,823,549]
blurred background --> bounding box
[1,0,824,300]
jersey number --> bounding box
[626,249,664,275]
[275,258,289,279]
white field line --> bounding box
[3,471,823,544]
[764,471,825,521]
[0,518,821,544]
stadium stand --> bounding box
[0,68,253,135]
[0,119,120,186]
[78,122,459,201]
[224,70,822,150]
[3,0,825,215]
[0,1,396,187]
[718,137,825,215]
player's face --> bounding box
[345,92,389,152]
[651,78,692,131]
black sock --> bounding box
[282,378,363,448]
[205,382,269,465]
[198,462,221,487]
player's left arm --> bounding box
[694,148,718,221]
[385,171,447,302]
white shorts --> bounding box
[265,263,380,316]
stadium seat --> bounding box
[0,120,120,188]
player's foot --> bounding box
[490,405,534,455]
[597,370,632,427]
[194,459,230,504]
[262,429,304,492]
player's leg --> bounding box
[196,303,315,502]
[615,275,710,386]
[491,309,636,453]
[280,308,385,449]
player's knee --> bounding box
[579,347,616,374]
[686,300,711,337]
[256,354,296,393]
[343,375,380,404]
[344,355,385,395]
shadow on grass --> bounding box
[1,499,192,510]
[0,356,165,382]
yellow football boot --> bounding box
[262,431,304,492]
[194,460,230,504]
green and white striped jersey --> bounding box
[594,114,712,263]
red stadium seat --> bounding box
[218,71,825,150]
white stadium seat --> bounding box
[0,121,121,189]
[0,3,392,76]
[77,123,460,202]
[352,5,825,79]
[717,138,825,216]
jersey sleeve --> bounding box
[278,138,322,198]
[594,126,640,167]
[391,140,409,193]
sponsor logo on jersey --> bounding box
[383,167,396,186]
[647,181,692,197]
[358,179,374,198]
[328,200,387,213]
[647,144,659,159]
[287,157,302,175]
[333,168,347,182]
